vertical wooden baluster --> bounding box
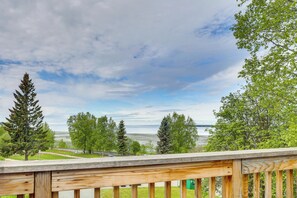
[52,192,59,198]
[165,181,171,198]
[232,160,242,198]
[286,170,293,198]
[94,188,100,198]
[276,170,283,198]
[180,180,187,198]
[242,174,248,198]
[74,189,80,198]
[34,172,52,198]
[149,183,155,198]
[114,186,120,198]
[209,177,216,198]
[132,184,138,198]
[222,176,232,198]
[195,178,202,198]
[17,195,24,198]
[29,194,35,198]
[265,172,272,198]
[253,173,260,198]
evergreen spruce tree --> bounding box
[3,73,47,160]
[156,116,171,154]
[117,120,128,156]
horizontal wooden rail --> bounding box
[1,148,297,197]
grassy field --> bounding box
[47,149,102,158]
[9,153,73,160]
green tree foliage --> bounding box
[207,0,297,151]
[169,112,198,153]
[43,122,55,149]
[94,116,117,152]
[0,125,12,157]
[3,73,47,160]
[68,112,96,154]
[156,116,171,154]
[117,120,128,156]
[57,139,67,149]
[130,140,141,155]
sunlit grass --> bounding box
[47,149,103,158]
[9,153,73,160]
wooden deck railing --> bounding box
[1,148,297,198]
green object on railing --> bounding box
[186,179,195,189]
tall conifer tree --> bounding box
[156,116,171,154]
[4,73,47,160]
[117,120,128,156]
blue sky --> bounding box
[0,0,247,132]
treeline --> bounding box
[67,112,199,155]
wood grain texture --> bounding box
[180,180,187,198]
[165,181,171,198]
[194,178,202,198]
[52,161,232,191]
[52,192,59,198]
[222,176,232,198]
[34,172,52,198]
[232,160,242,198]
[276,170,283,198]
[265,172,272,198]
[242,156,297,174]
[113,186,119,198]
[286,170,293,198]
[94,188,100,198]
[209,177,215,198]
[253,173,260,198]
[131,184,138,198]
[242,174,248,198]
[148,183,155,198]
[74,189,80,198]
[0,173,34,196]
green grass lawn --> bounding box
[47,149,103,158]
[9,153,73,160]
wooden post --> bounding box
[286,170,293,198]
[265,172,272,198]
[94,188,100,198]
[276,170,283,198]
[165,181,171,198]
[149,183,155,198]
[232,160,242,198]
[253,173,260,198]
[52,192,59,198]
[74,189,80,198]
[114,186,120,198]
[180,180,187,198]
[209,177,216,198]
[34,172,52,198]
[131,184,138,198]
[195,178,202,198]
[222,176,232,198]
[17,195,24,198]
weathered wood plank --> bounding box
[194,178,202,198]
[35,172,51,198]
[94,188,100,198]
[3,148,297,174]
[276,170,283,198]
[148,183,155,198]
[0,173,34,196]
[113,186,120,198]
[52,161,232,191]
[265,172,272,198]
[222,175,232,198]
[209,177,215,198]
[232,160,242,198]
[286,170,293,198]
[180,180,186,198]
[253,173,260,198]
[242,156,297,174]
[165,181,171,198]
[242,174,248,198]
[74,189,80,198]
